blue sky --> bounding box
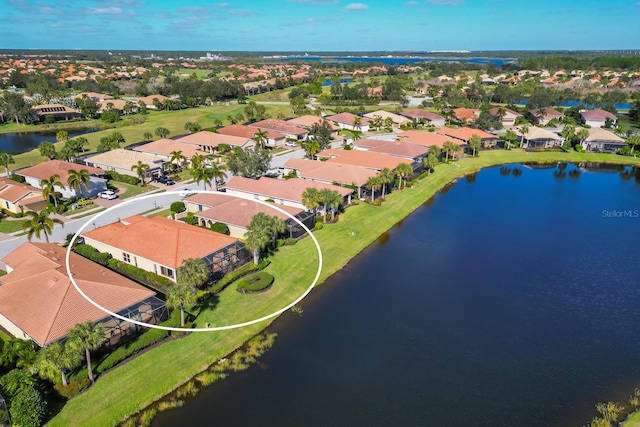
[2,0,639,51]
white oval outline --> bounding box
[65,190,323,332]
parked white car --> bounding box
[179,188,197,197]
[98,190,118,200]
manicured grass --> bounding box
[111,181,158,199]
[623,410,640,426]
[62,202,97,216]
[175,68,210,79]
[0,218,28,234]
[46,149,640,427]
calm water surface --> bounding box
[0,128,95,154]
[153,163,640,427]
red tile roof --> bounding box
[133,139,207,158]
[217,125,285,140]
[316,148,413,170]
[436,127,497,142]
[283,158,378,186]
[177,131,253,148]
[249,119,308,136]
[400,109,444,121]
[224,177,352,204]
[397,131,452,149]
[325,112,370,126]
[18,160,104,183]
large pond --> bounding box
[153,163,640,427]
[0,128,96,154]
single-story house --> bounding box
[97,99,128,114]
[82,215,248,282]
[282,158,378,199]
[520,126,563,149]
[73,92,114,102]
[17,160,106,199]
[287,115,340,138]
[528,107,564,125]
[363,110,411,127]
[324,112,370,132]
[580,127,627,153]
[132,139,208,165]
[452,108,480,123]
[223,176,353,211]
[488,108,522,127]
[177,131,255,153]
[84,149,167,180]
[436,127,499,149]
[249,119,308,141]
[316,148,414,171]
[580,109,618,128]
[397,130,453,150]
[0,178,47,215]
[399,109,446,127]
[33,104,82,122]
[353,139,429,163]
[136,94,170,109]
[0,242,167,347]
[184,193,314,239]
[217,125,286,148]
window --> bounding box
[160,266,174,278]
[123,253,131,263]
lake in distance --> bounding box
[0,128,95,154]
[153,163,640,427]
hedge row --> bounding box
[105,171,140,186]
[198,259,270,299]
[236,272,274,293]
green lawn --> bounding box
[175,68,210,80]
[111,181,159,199]
[623,411,640,426]
[46,149,640,427]
[0,218,28,234]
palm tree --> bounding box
[560,124,575,144]
[451,143,462,160]
[576,128,590,148]
[190,167,208,190]
[423,153,438,175]
[253,129,269,149]
[519,124,530,148]
[395,163,413,188]
[190,153,204,169]
[0,339,36,369]
[131,161,150,185]
[207,164,227,190]
[40,174,63,208]
[169,150,185,171]
[268,215,286,247]
[245,213,273,264]
[22,209,64,243]
[377,168,395,199]
[352,116,362,131]
[443,141,457,162]
[155,127,170,139]
[143,132,153,142]
[67,321,105,383]
[302,139,321,159]
[468,134,481,157]
[503,129,518,150]
[366,175,382,202]
[302,187,320,214]
[628,134,640,154]
[177,258,210,289]
[66,168,91,198]
[319,189,343,222]
[34,341,81,387]
[0,152,14,177]
[167,282,197,327]
[55,130,69,144]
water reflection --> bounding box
[465,173,477,183]
[619,166,640,183]
[499,166,512,176]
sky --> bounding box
[2,0,639,52]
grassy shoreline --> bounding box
[46,149,640,427]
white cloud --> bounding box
[346,3,368,11]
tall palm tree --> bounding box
[207,164,227,190]
[468,134,481,157]
[155,127,170,139]
[67,321,105,383]
[67,169,91,198]
[366,175,382,203]
[169,150,185,171]
[352,116,362,131]
[253,129,269,149]
[628,134,640,154]
[177,258,210,289]
[423,153,438,175]
[302,139,321,159]
[40,174,64,208]
[22,209,64,243]
[167,282,197,327]
[190,167,208,190]
[268,215,286,247]
[503,129,518,150]
[0,152,14,177]
[576,128,590,147]
[319,189,343,222]
[0,339,36,369]
[143,132,153,142]
[451,143,462,160]
[302,187,320,214]
[519,124,530,148]
[34,342,81,387]
[377,168,395,199]
[245,213,273,264]
[395,163,413,188]
[443,141,457,162]
[131,161,150,185]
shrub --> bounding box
[284,237,297,246]
[9,174,26,183]
[314,221,323,230]
[236,272,274,293]
[203,259,271,297]
[264,198,275,203]
[170,201,185,213]
[184,212,198,225]
[9,385,46,427]
[210,222,230,235]
[276,238,284,247]
[74,244,112,265]
[109,259,174,291]
[105,171,140,185]
[54,377,91,399]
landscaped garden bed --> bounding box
[236,271,274,294]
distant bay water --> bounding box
[282,56,515,66]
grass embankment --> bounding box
[623,411,640,426]
[6,104,292,171]
[47,149,640,427]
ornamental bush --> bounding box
[236,272,274,293]
[170,201,186,213]
[9,385,46,427]
[210,222,230,235]
[105,171,140,185]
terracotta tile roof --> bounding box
[362,110,410,124]
[224,177,352,204]
[529,107,564,118]
[187,194,303,228]
[0,243,154,346]
[84,149,165,171]
[579,109,617,122]
[82,216,238,269]
[436,127,497,142]
[98,99,127,111]
[0,178,42,204]
[453,107,479,121]
[217,125,285,140]
[287,115,339,130]
[399,109,444,121]
[18,160,104,183]
[316,148,413,170]
[283,158,378,186]
[137,94,170,105]
[325,112,370,126]
[521,126,562,141]
[177,131,253,148]
[577,127,625,143]
[397,130,452,149]
[353,139,429,159]
[249,119,308,136]
[133,139,207,158]
[488,108,521,118]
